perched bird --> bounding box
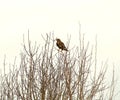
[56,38,68,51]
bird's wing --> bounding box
[61,42,66,48]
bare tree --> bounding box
[0,30,116,100]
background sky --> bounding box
[0,0,120,99]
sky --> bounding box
[0,0,120,99]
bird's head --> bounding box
[56,38,61,42]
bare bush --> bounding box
[0,31,115,100]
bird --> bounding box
[56,38,68,51]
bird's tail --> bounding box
[64,48,68,51]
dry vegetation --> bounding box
[0,32,115,100]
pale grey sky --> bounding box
[0,0,120,99]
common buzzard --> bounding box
[56,38,68,51]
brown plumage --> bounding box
[56,38,68,51]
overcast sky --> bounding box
[0,0,120,99]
